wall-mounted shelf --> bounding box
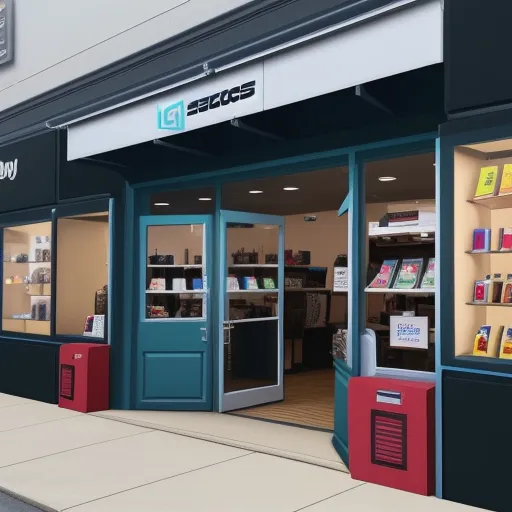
[147,264,202,269]
[229,264,278,268]
[365,287,435,295]
[469,194,512,211]
[146,290,206,294]
[465,250,512,254]
[465,302,512,308]
[285,288,330,292]
[227,289,279,294]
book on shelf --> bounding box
[498,228,512,251]
[474,165,501,199]
[472,229,491,252]
[473,277,490,303]
[501,275,512,303]
[499,326,512,359]
[420,258,435,289]
[473,325,502,357]
[242,276,259,290]
[499,164,512,196]
[393,258,423,289]
[367,259,399,289]
[490,274,505,303]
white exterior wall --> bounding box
[0,0,253,112]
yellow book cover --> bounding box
[499,164,512,195]
[473,325,502,357]
[499,326,512,359]
[474,165,500,198]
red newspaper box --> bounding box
[348,376,435,496]
[59,343,110,413]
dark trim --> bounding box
[0,0,413,145]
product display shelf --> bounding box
[365,287,435,295]
[229,264,278,268]
[146,290,206,294]
[369,224,436,238]
[454,147,512,361]
[227,289,279,294]
[147,264,203,269]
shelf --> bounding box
[4,318,50,322]
[465,250,512,254]
[27,294,51,297]
[469,193,512,210]
[147,265,202,269]
[465,301,512,307]
[285,288,330,292]
[365,287,435,295]
[3,261,51,264]
[285,265,326,269]
[146,290,206,294]
[227,289,279,294]
[229,264,278,268]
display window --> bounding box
[453,137,512,361]
[2,221,52,336]
[144,223,206,320]
[364,152,436,373]
[56,211,110,339]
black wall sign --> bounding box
[445,0,512,114]
[0,132,57,213]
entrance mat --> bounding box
[92,409,347,474]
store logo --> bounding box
[157,100,185,131]
[187,80,256,117]
[0,158,17,180]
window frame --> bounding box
[0,199,112,344]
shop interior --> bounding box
[148,151,436,431]
[2,212,110,339]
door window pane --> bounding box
[2,222,52,335]
[145,224,206,319]
[56,212,109,339]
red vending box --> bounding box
[348,377,435,496]
[58,343,110,413]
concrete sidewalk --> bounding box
[0,393,484,512]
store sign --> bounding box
[390,316,428,350]
[67,63,264,160]
[0,158,17,180]
[0,1,14,67]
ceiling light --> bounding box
[198,197,212,201]
[249,190,263,194]
[378,176,397,182]
[283,187,299,191]
[154,202,170,206]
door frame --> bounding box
[218,209,285,412]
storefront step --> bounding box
[92,409,347,473]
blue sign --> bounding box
[157,100,185,131]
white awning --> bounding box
[67,0,442,161]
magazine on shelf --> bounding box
[420,258,435,289]
[474,165,501,199]
[368,259,399,289]
[499,228,512,251]
[499,326,512,359]
[393,258,424,289]
[499,164,512,196]
[473,325,501,357]
[472,229,491,252]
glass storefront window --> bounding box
[2,221,52,336]
[454,137,512,360]
[56,212,109,339]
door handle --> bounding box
[200,327,207,331]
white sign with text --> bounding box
[389,316,428,350]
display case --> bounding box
[2,222,52,335]
[453,138,512,364]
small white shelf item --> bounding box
[146,290,206,294]
[229,264,278,268]
[147,264,203,269]
[368,224,436,238]
[227,289,279,294]
[364,287,435,295]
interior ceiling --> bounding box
[151,152,435,216]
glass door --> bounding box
[137,215,212,410]
[219,210,284,412]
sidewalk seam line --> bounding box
[0,431,154,470]
[0,414,83,434]
[291,483,367,512]
[60,452,255,511]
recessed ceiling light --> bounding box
[378,176,397,182]
[283,187,299,191]
[249,190,263,194]
[154,202,170,206]
[198,197,212,201]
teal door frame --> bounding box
[122,130,438,464]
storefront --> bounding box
[0,131,127,404]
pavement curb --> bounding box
[0,485,58,512]
[92,412,349,474]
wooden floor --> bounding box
[231,369,334,431]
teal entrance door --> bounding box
[137,215,212,410]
